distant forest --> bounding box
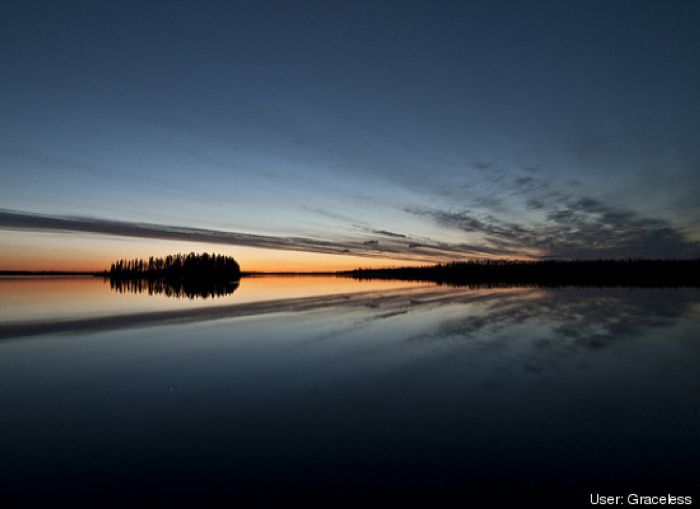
[346,259,700,288]
[109,252,241,282]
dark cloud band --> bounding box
[411,196,700,259]
[0,209,473,263]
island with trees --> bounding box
[108,252,241,299]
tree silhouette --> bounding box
[347,259,700,288]
[109,252,241,282]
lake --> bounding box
[1,276,698,504]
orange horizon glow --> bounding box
[0,250,533,273]
[0,231,534,273]
[0,232,428,273]
[0,256,432,273]
[0,250,535,273]
[0,249,435,273]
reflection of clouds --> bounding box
[2,281,698,390]
[417,290,696,354]
[0,285,483,340]
[388,289,700,386]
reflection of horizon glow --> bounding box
[2,2,699,496]
[0,275,435,325]
[1,279,699,497]
[2,276,697,354]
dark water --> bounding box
[1,277,698,504]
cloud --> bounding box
[372,229,407,238]
[404,161,700,259]
[0,208,478,263]
[473,161,494,170]
[413,194,700,259]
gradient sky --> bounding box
[2,0,699,271]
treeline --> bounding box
[346,259,700,288]
[109,252,240,282]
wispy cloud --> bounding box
[4,184,696,263]
[411,194,700,259]
[371,229,407,238]
[0,209,476,263]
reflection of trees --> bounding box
[109,278,239,299]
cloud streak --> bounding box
[413,194,700,259]
[4,188,697,264]
[0,209,476,263]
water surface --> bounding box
[1,276,698,503]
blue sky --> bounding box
[1,0,699,269]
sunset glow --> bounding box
[2,3,699,503]
[2,1,699,269]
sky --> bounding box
[1,0,699,271]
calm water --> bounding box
[1,276,698,503]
